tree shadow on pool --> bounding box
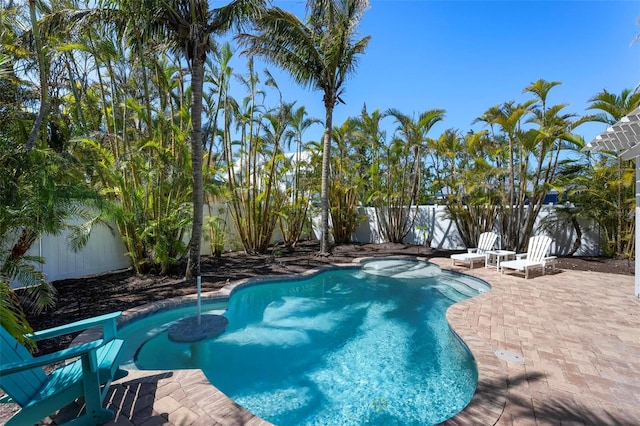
[442,372,636,426]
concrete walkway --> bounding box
[23,259,640,425]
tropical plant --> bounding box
[369,108,444,243]
[280,105,320,247]
[103,0,266,278]
[351,104,387,205]
[474,80,583,251]
[222,62,290,254]
[238,0,371,255]
[0,0,99,339]
[327,118,363,244]
[428,129,501,247]
[581,88,640,257]
[69,36,195,274]
[538,162,590,256]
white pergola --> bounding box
[583,106,640,297]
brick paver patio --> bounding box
[437,258,640,425]
[11,258,640,425]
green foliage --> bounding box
[0,281,35,350]
[206,215,228,257]
[0,132,91,341]
[279,106,319,247]
[428,130,501,247]
[74,90,194,274]
[368,108,445,243]
[326,118,365,244]
[3,0,637,302]
[580,88,640,258]
[238,0,371,254]
[561,155,635,257]
[223,63,291,254]
[447,80,585,252]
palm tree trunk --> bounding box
[319,102,334,255]
[187,47,206,279]
[25,0,48,151]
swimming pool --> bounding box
[119,259,489,425]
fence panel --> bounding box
[11,204,605,286]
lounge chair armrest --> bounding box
[467,248,478,253]
[0,339,104,377]
[29,311,121,342]
[515,253,528,260]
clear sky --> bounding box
[230,0,640,144]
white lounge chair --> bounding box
[500,235,554,279]
[450,232,498,269]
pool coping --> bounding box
[73,256,506,425]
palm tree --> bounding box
[281,105,321,247]
[586,88,640,256]
[372,108,444,243]
[352,104,387,204]
[329,117,362,244]
[475,101,533,250]
[102,0,265,278]
[238,0,371,255]
[473,80,582,251]
[0,0,96,339]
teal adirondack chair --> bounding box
[0,312,127,425]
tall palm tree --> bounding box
[238,0,371,255]
[386,108,445,206]
[102,0,265,278]
[475,100,533,250]
[371,108,443,243]
[352,105,387,203]
[281,105,321,247]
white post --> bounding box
[635,157,640,297]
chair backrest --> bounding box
[526,235,552,262]
[477,232,498,254]
[0,327,46,406]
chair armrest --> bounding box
[467,248,478,253]
[0,339,104,377]
[515,253,527,260]
[29,311,121,342]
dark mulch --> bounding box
[23,241,634,356]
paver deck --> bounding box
[6,258,640,425]
[437,258,640,426]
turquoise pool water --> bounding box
[122,259,489,425]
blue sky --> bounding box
[231,1,640,144]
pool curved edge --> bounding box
[440,290,508,425]
[72,255,507,426]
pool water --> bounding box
[127,259,488,425]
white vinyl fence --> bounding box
[21,220,131,284]
[351,205,604,256]
[16,204,603,285]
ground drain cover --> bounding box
[495,349,524,364]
